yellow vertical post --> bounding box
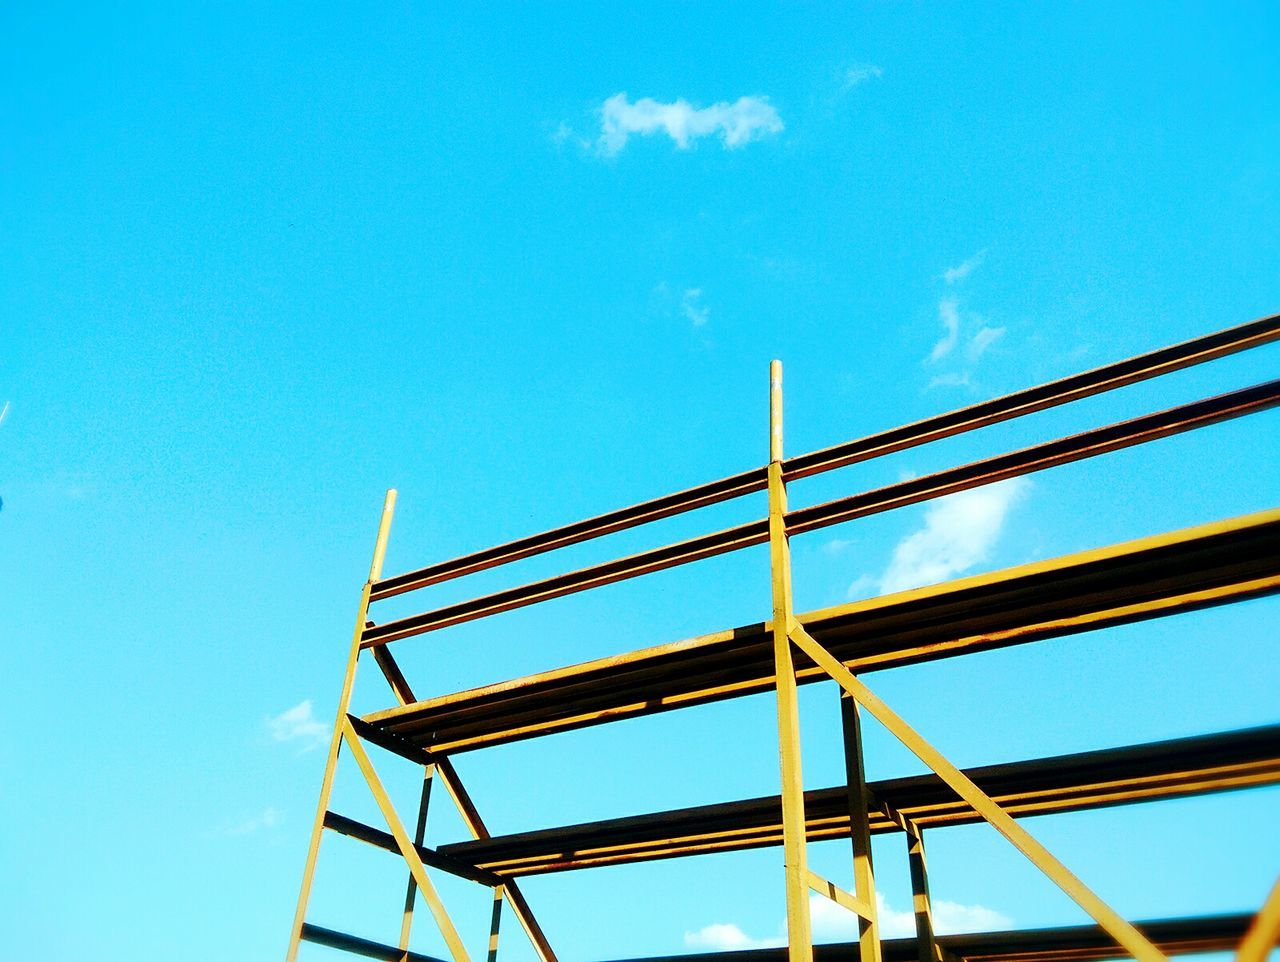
[840,693,882,962]
[768,360,814,962]
[903,819,937,962]
[399,762,437,951]
[487,885,505,962]
[285,489,398,962]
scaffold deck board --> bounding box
[364,509,1280,755]
[599,913,1253,962]
[421,725,1280,876]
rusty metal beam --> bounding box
[361,380,1280,647]
[597,913,1255,962]
[370,312,1280,603]
[437,725,1280,876]
[363,509,1280,753]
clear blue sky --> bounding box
[2,3,1278,961]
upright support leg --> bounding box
[840,693,882,962]
[398,763,437,952]
[487,885,505,962]
[285,490,398,962]
[903,819,937,962]
[768,360,814,962]
[790,623,1167,962]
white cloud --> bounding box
[928,372,972,389]
[684,923,781,951]
[925,253,1006,384]
[598,93,783,155]
[224,806,282,837]
[876,479,1030,595]
[682,288,710,327]
[966,325,1006,362]
[928,297,962,362]
[844,64,883,88]
[685,892,1009,950]
[267,699,328,751]
[942,250,987,285]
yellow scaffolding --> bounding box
[285,313,1280,962]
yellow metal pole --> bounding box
[285,489,397,962]
[790,623,1167,962]
[768,360,814,962]
[399,762,437,952]
[902,816,938,962]
[341,719,473,962]
[1237,873,1280,962]
[487,885,505,962]
[840,692,882,962]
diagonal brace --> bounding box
[788,622,1167,962]
[371,645,559,962]
[1236,873,1280,962]
[341,718,473,962]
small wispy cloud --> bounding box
[925,253,1005,386]
[942,249,987,285]
[684,892,1009,951]
[597,93,783,156]
[682,288,710,327]
[928,372,972,389]
[929,297,962,362]
[684,922,780,951]
[844,64,883,88]
[966,325,1005,362]
[224,806,282,837]
[267,700,328,751]
[823,537,856,556]
[872,478,1031,595]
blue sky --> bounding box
[2,3,1278,961]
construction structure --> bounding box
[284,313,1280,962]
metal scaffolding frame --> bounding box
[285,313,1280,962]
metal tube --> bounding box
[371,313,1280,601]
[284,489,397,962]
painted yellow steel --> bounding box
[1236,873,1280,962]
[789,623,1168,962]
[769,362,814,961]
[399,763,437,952]
[371,645,560,962]
[899,812,940,962]
[841,692,884,962]
[285,488,397,962]
[808,869,875,921]
[487,885,504,962]
[341,718,473,962]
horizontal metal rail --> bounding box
[363,508,1280,752]
[370,312,1280,602]
[323,811,502,886]
[436,725,1280,876]
[596,914,1253,962]
[361,379,1280,647]
[300,923,447,962]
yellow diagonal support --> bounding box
[789,623,1167,962]
[372,645,559,962]
[807,869,875,921]
[1237,873,1280,962]
[341,718,473,962]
